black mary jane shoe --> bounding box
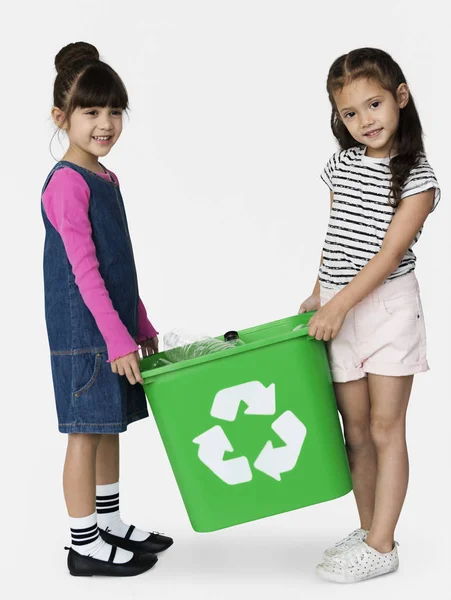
[67,545,158,577]
[99,525,174,554]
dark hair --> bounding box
[53,41,129,128]
[326,48,424,207]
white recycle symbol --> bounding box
[193,381,307,485]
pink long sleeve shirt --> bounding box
[42,167,157,362]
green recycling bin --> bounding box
[140,312,352,532]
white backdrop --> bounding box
[1,1,449,598]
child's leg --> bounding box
[64,433,101,517]
[63,433,133,563]
[334,378,377,530]
[95,434,152,541]
[96,433,119,485]
[366,374,413,553]
[95,434,173,552]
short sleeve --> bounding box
[401,154,441,212]
[320,152,339,192]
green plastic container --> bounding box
[140,312,352,532]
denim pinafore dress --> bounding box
[41,161,148,434]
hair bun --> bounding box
[55,42,100,74]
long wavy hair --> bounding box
[327,48,424,207]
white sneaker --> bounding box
[316,541,399,584]
[323,528,368,560]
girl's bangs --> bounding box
[71,65,128,110]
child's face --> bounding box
[333,78,409,157]
[64,106,123,159]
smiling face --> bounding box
[52,105,123,169]
[333,78,409,158]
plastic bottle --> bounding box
[223,330,245,347]
[163,329,235,363]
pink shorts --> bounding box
[320,272,429,383]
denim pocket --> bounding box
[73,352,103,397]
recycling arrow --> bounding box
[193,425,252,485]
[211,381,276,422]
[253,410,306,481]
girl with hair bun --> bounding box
[41,41,173,577]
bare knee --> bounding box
[67,433,102,451]
[343,420,372,452]
[370,417,405,449]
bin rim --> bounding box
[140,312,315,383]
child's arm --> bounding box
[42,168,140,363]
[308,189,435,340]
[334,189,435,311]
[137,298,158,342]
[106,169,159,345]
[298,253,322,313]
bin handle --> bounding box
[292,323,317,342]
[292,325,323,343]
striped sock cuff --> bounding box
[96,492,120,514]
[71,523,99,546]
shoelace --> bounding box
[334,529,365,549]
[332,544,371,568]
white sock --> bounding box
[69,512,133,564]
[96,482,149,542]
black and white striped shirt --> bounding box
[319,146,440,289]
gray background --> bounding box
[1,1,449,598]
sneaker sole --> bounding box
[316,563,399,584]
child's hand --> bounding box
[298,294,321,314]
[110,351,144,385]
[307,300,347,341]
[140,335,159,358]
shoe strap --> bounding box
[125,525,135,541]
[108,545,117,563]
